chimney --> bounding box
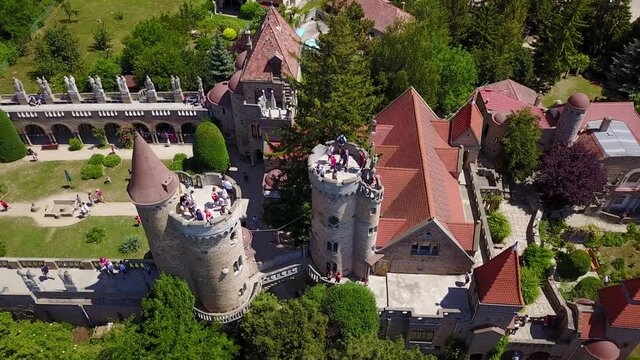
[401,1,406,10]
[534,91,542,107]
[245,30,252,51]
[599,116,612,132]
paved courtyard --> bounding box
[500,186,537,254]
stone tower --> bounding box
[128,134,258,313]
[554,93,589,145]
[308,140,383,279]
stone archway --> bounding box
[156,123,176,144]
[51,124,75,144]
[78,123,98,144]
[104,123,121,146]
[133,122,153,143]
[25,124,49,145]
[181,122,196,143]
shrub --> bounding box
[168,153,188,171]
[85,227,106,244]
[68,138,83,151]
[488,336,509,360]
[192,121,230,173]
[521,267,542,304]
[222,27,237,41]
[114,11,124,20]
[119,235,141,254]
[88,154,105,165]
[81,164,103,180]
[487,211,511,243]
[611,257,626,270]
[443,336,466,360]
[522,243,554,279]
[322,283,378,338]
[92,127,108,147]
[240,1,262,20]
[557,250,592,280]
[571,276,602,301]
[103,153,121,168]
[0,109,27,162]
[601,231,627,247]
[117,123,136,149]
[627,223,640,242]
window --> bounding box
[411,243,419,254]
[233,256,243,274]
[333,242,338,252]
[233,261,239,272]
[370,207,377,215]
[239,283,247,297]
[408,330,434,343]
[257,125,262,138]
[327,241,332,251]
[251,125,257,138]
[326,262,331,273]
[332,263,338,272]
[411,242,439,256]
[431,244,439,256]
[238,256,243,269]
[418,244,431,255]
[627,172,640,183]
[368,226,378,234]
[327,242,339,252]
[328,216,339,228]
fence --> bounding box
[0,258,154,270]
[193,280,262,323]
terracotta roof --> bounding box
[242,227,253,249]
[235,50,247,70]
[474,244,524,306]
[584,340,620,360]
[127,134,179,206]
[450,100,483,143]
[598,277,640,329]
[241,8,301,82]
[575,132,605,159]
[479,89,552,129]
[207,81,230,105]
[344,0,414,33]
[372,87,472,249]
[568,92,590,110]
[446,222,475,252]
[376,218,407,247]
[579,311,606,339]
[431,119,451,143]
[483,79,539,106]
[228,70,242,92]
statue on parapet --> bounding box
[145,76,155,91]
[13,78,24,92]
[171,75,182,91]
[116,75,125,93]
[94,75,103,91]
[197,76,204,93]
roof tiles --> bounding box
[474,245,524,306]
[479,89,552,129]
[579,311,606,339]
[345,0,414,33]
[483,79,539,106]
[450,100,483,143]
[598,277,640,329]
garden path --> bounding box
[564,213,628,232]
[24,144,192,162]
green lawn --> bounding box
[541,75,604,107]
[0,0,186,93]
[0,216,148,258]
[600,241,640,276]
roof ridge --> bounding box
[410,90,437,218]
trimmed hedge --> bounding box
[69,138,83,151]
[168,153,188,171]
[488,211,511,243]
[571,276,601,301]
[521,267,542,304]
[103,153,121,168]
[240,1,262,19]
[322,283,378,338]
[81,164,104,180]
[88,154,105,165]
[192,121,230,173]
[557,250,592,280]
[0,109,27,162]
[222,27,237,41]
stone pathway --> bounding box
[500,196,534,255]
[24,143,192,162]
[564,213,628,232]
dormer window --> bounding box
[268,55,282,77]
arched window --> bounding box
[332,242,338,252]
[327,241,332,251]
[328,216,339,228]
[627,172,640,184]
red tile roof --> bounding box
[598,277,640,329]
[483,79,539,106]
[579,311,606,339]
[446,222,475,252]
[479,89,552,129]
[241,8,301,82]
[474,245,524,306]
[345,0,414,33]
[450,100,483,143]
[372,87,472,250]
[431,120,451,143]
[575,132,605,159]
[376,218,407,247]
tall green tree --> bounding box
[100,273,238,360]
[61,0,79,23]
[535,0,591,82]
[501,108,542,182]
[192,121,230,173]
[31,24,81,78]
[526,0,557,33]
[607,38,640,95]
[322,283,379,339]
[0,110,26,163]
[581,0,631,73]
[331,335,435,360]
[205,35,235,88]
[443,0,471,45]
[92,22,113,52]
[85,57,122,92]
[467,0,529,83]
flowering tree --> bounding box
[535,142,606,208]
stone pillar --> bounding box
[22,133,33,146]
[74,132,83,143]
[177,131,184,144]
[48,133,57,144]
[151,133,159,143]
[13,78,29,105]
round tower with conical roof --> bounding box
[554,93,590,145]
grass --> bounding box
[541,75,604,107]
[0,159,171,203]
[0,0,186,93]
[0,216,148,258]
[599,241,640,275]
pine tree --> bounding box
[607,38,640,95]
[205,35,235,88]
[535,0,591,82]
[581,0,631,73]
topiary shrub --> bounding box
[88,154,105,165]
[222,27,237,41]
[86,227,106,244]
[557,250,592,280]
[192,121,230,173]
[0,109,27,162]
[488,211,511,243]
[168,153,188,171]
[119,235,141,254]
[81,164,103,180]
[68,138,83,151]
[322,283,378,338]
[103,153,121,168]
[570,276,602,301]
[521,267,542,304]
[240,1,262,20]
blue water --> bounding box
[295,28,305,37]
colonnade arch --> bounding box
[24,124,49,145]
[51,124,75,144]
[104,123,121,146]
[181,123,196,143]
[156,123,177,144]
[78,123,98,144]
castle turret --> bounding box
[554,93,590,145]
[308,140,383,278]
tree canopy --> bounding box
[607,38,640,95]
[204,35,235,88]
[322,283,379,339]
[192,121,230,173]
[0,109,26,163]
[331,335,436,360]
[581,0,631,74]
[501,109,542,182]
[535,142,607,208]
[31,24,81,79]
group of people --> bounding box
[99,258,127,277]
[326,271,342,283]
[77,190,105,218]
[27,95,44,107]
[182,95,204,107]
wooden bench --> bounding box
[41,144,59,150]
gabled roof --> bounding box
[344,0,414,33]
[474,244,524,306]
[579,311,606,339]
[372,87,472,249]
[450,99,483,143]
[598,277,640,329]
[580,102,640,142]
[483,79,539,106]
[127,134,179,206]
[241,8,301,82]
[479,89,553,128]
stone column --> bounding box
[22,133,33,146]
[177,131,184,144]
[74,132,83,143]
[151,133,159,143]
[48,133,57,144]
